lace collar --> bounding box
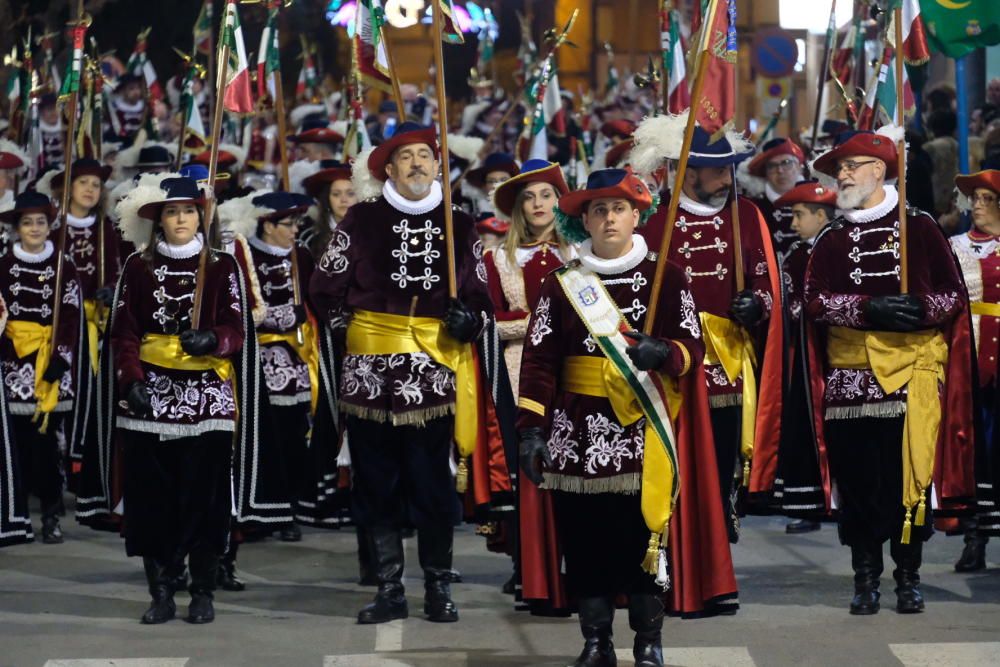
[679,191,725,217]
[249,234,292,257]
[66,213,97,229]
[13,240,54,263]
[156,233,203,259]
[383,179,443,216]
[765,183,785,205]
[578,234,648,275]
[840,185,899,224]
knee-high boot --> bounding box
[140,557,176,624]
[418,524,458,622]
[573,596,617,667]
[891,538,925,613]
[954,517,988,572]
[187,545,219,624]
[629,594,664,667]
[849,543,882,615]
[357,526,408,624]
[357,526,377,586]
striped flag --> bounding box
[858,48,914,129]
[58,24,87,99]
[662,5,689,114]
[354,0,392,93]
[220,0,253,114]
[296,51,318,99]
[695,0,738,142]
[256,6,280,100]
[181,67,207,145]
[125,29,163,102]
[194,0,213,56]
[895,0,930,66]
[438,1,465,44]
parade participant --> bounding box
[770,180,838,533]
[465,152,519,216]
[110,176,247,624]
[0,285,33,547]
[475,214,509,251]
[639,124,784,544]
[949,169,1000,571]
[300,160,356,259]
[110,74,147,141]
[39,95,65,170]
[0,140,30,256]
[745,138,805,264]
[310,121,493,624]
[0,191,82,544]
[807,128,973,614]
[518,168,738,666]
[290,117,344,163]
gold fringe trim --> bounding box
[710,393,743,409]
[339,401,456,428]
[824,401,906,421]
[541,472,642,495]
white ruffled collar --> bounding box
[114,97,145,113]
[840,185,899,224]
[39,118,62,133]
[765,183,784,205]
[250,234,292,257]
[156,233,204,259]
[679,191,725,217]
[383,179,443,216]
[578,235,648,275]
[66,213,96,228]
[13,240,54,263]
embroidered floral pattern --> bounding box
[261,344,309,394]
[62,279,80,306]
[825,368,893,403]
[264,303,297,331]
[342,352,455,407]
[817,293,866,327]
[583,413,640,474]
[145,370,235,422]
[529,296,553,346]
[3,362,35,401]
[547,409,581,470]
[679,289,701,338]
[923,290,960,325]
[754,289,773,314]
[706,364,733,387]
[320,229,351,274]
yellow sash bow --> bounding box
[346,309,479,457]
[258,319,320,414]
[83,299,104,374]
[971,301,1000,318]
[826,326,949,542]
[139,333,234,382]
[700,312,757,479]
[4,320,60,424]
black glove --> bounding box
[41,355,70,383]
[443,298,479,343]
[623,331,672,372]
[126,381,152,417]
[94,286,115,307]
[730,290,764,327]
[179,329,218,356]
[863,295,926,332]
[519,427,553,487]
[293,304,308,326]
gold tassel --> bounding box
[901,508,912,545]
[641,532,661,575]
[455,458,468,493]
[742,460,750,487]
[32,407,50,434]
[914,490,926,526]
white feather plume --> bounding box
[0,139,30,171]
[219,143,247,171]
[447,134,484,164]
[289,159,322,195]
[725,129,756,159]
[218,190,269,239]
[114,172,177,249]
[736,159,766,198]
[460,100,492,134]
[352,146,383,200]
[289,104,327,130]
[956,189,973,213]
[34,169,59,200]
[114,140,177,183]
[628,111,689,178]
[105,178,137,216]
[331,120,350,139]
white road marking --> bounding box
[374,619,404,652]
[889,642,1000,667]
[44,661,189,667]
[616,646,756,666]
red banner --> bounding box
[694,0,736,142]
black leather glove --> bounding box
[41,355,70,383]
[293,304,308,326]
[179,329,218,356]
[863,295,925,332]
[94,286,115,307]
[519,427,552,487]
[730,290,764,327]
[443,298,479,343]
[623,331,672,371]
[126,381,152,417]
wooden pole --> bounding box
[272,63,291,191]
[730,168,743,292]
[50,0,87,360]
[643,0,720,335]
[383,29,407,119]
[431,1,457,298]
[809,0,837,153]
[894,7,908,293]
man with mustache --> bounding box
[310,122,493,625]
[806,128,974,615]
[745,138,806,265]
[639,125,785,545]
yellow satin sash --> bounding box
[826,326,949,543]
[700,312,757,479]
[258,319,320,414]
[139,333,234,382]
[561,355,681,422]
[4,320,60,423]
[346,309,479,457]
[83,299,103,374]
[971,301,1000,318]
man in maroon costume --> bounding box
[806,128,975,615]
[744,138,806,264]
[310,122,492,624]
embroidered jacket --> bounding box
[224,233,267,326]
[40,119,64,170]
[249,237,315,406]
[752,187,798,264]
[111,98,146,140]
[803,186,964,419]
[0,241,81,414]
[111,237,245,436]
[950,229,1000,387]
[309,181,492,425]
[516,235,704,493]
[782,240,812,326]
[59,213,122,299]
[642,193,777,407]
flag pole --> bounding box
[809,0,837,153]
[272,50,291,191]
[382,29,407,118]
[893,6,908,294]
[431,1,457,297]
[643,0,720,335]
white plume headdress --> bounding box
[352,146,382,201]
[218,190,270,239]
[0,139,30,172]
[114,172,180,249]
[627,111,689,178]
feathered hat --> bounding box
[0,139,30,171]
[217,190,272,239]
[114,172,186,249]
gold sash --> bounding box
[4,320,60,423]
[971,301,1000,318]
[346,309,479,457]
[258,319,320,414]
[826,326,949,542]
[561,355,681,422]
[139,333,234,382]
[83,299,103,374]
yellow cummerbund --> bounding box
[139,333,233,382]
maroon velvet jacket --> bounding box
[803,187,964,418]
[0,241,81,414]
[752,194,798,264]
[516,238,704,493]
[783,240,811,327]
[111,240,245,436]
[59,213,121,299]
[249,237,315,406]
[951,230,1000,387]
[309,186,492,425]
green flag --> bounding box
[919,0,1000,59]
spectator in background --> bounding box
[905,130,937,217]
[987,78,1000,107]
[924,110,959,216]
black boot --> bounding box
[140,558,176,624]
[357,526,409,624]
[849,543,882,615]
[41,516,63,544]
[891,539,925,614]
[573,597,617,667]
[217,541,245,592]
[187,546,219,624]
[955,521,988,573]
[629,594,664,667]
[279,522,302,542]
[357,527,377,586]
[169,560,189,594]
[418,525,458,622]
[785,519,821,534]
